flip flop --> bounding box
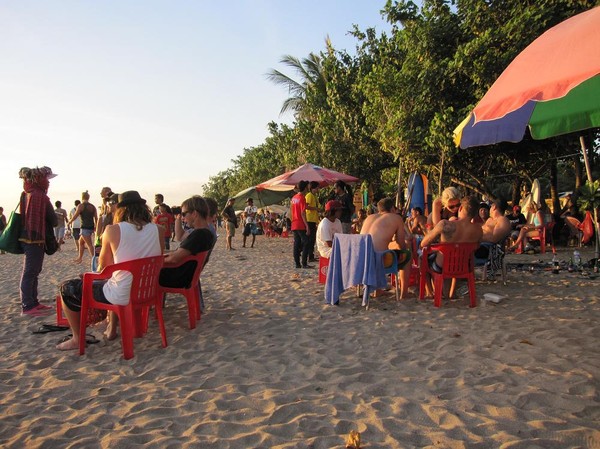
[33,324,69,334]
[57,334,100,345]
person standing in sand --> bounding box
[242,198,258,248]
[221,197,237,251]
[360,197,412,299]
[57,191,163,350]
[67,191,98,264]
[17,166,58,316]
[69,200,82,253]
[0,206,7,255]
[305,181,321,262]
[53,201,68,246]
[291,181,312,269]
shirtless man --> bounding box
[406,206,427,236]
[476,199,512,258]
[360,198,412,298]
[421,196,482,271]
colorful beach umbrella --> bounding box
[256,163,359,189]
[231,185,294,210]
[453,6,600,149]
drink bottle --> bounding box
[552,253,559,274]
[573,250,581,270]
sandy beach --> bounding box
[1,234,599,448]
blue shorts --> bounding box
[428,252,443,274]
[81,228,94,237]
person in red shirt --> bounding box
[154,203,174,250]
[290,180,312,269]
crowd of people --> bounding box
[6,166,219,356]
[6,165,583,351]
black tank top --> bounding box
[80,203,95,229]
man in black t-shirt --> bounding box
[159,196,214,288]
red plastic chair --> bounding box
[419,242,479,308]
[520,221,555,254]
[158,251,209,329]
[79,255,166,360]
[318,257,329,284]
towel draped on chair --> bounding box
[324,234,388,306]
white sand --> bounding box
[0,235,599,448]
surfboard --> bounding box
[522,178,541,223]
[407,172,426,215]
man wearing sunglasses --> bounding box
[159,196,214,289]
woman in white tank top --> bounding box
[57,191,164,351]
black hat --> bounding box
[108,193,120,205]
[117,190,146,207]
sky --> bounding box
[0,0,394,212]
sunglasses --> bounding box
[447,203,460,210]
[181,210,191,217]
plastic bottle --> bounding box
[573,250,581,270]
[552,253,560,274]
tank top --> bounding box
[80,203,95,230]
[102,222,162,305]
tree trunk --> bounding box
[550,159,560,217]
[438,149,445,197]
[574,156,583,190]
[395,158,403,210]
[511,177,522,206]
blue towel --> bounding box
[324,234,388,306]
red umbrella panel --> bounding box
[257,163,359,189]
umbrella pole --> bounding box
[579,135,600,262]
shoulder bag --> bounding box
[0,202,24,254]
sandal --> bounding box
[57,334,100,345]
[33,324,69,334]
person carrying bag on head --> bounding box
[17,166,58,317]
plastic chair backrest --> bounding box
[170,251,209,289]
[159,251,209,328]
[431,242,479,276]
[94,255,165,307]
[80,254,166,359]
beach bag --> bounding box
[45,222,59,255]
[0,203,24,254]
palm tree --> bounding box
[266,52,326,117]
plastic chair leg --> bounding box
[433,276,444,308]
[119,309,136,360]
[468,276,477,307]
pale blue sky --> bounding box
[0,1,392,210]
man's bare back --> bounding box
[360,212,406,252]
[438,218,483,244]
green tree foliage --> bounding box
[204,0,599,208]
